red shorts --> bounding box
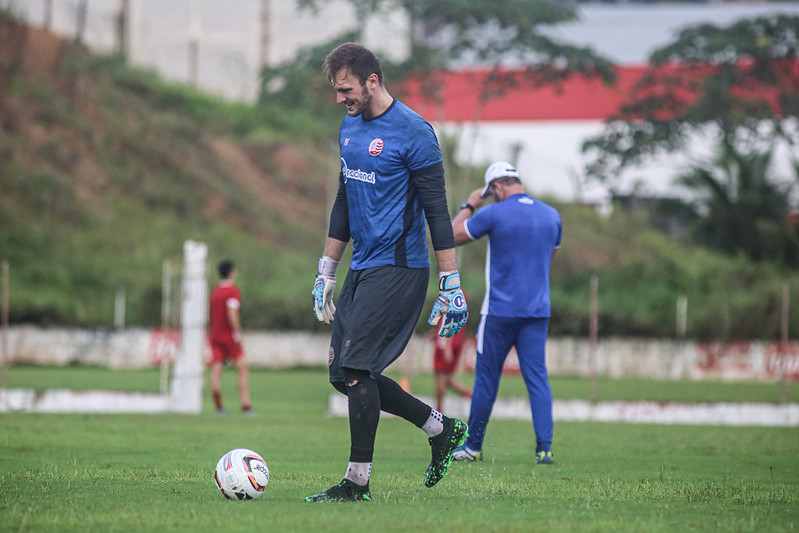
[433,343,464,373]
[209,341,243,364]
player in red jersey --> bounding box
[208,260,254,415]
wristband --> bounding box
[438,271,461,292]
[317,256,339,278]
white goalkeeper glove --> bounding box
[312,256,338,324]
[428,271,468,337]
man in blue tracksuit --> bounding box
[451,161,562,465]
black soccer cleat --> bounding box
[424,417,468,488]
[305,479,372,503]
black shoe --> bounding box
[424,417,468,488]
[305,479,372,503]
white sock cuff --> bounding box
[344,461,371,486]
[421,409,444,437]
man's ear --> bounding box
[367,73,379,88]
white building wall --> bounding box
[1,0,408,101]
[8,1,799,102]
[439,120,799,204]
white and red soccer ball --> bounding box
[214,448,269,500]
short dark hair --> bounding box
[323,42,383,86]
[218,260,235,279]
[495,176,522,187]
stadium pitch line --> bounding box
[2,388,797,426]
[0,389,170,413]
[328,394,799,428]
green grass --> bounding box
[1,368,798,532]
[6,365,798,404]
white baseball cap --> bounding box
[480,161,520,197]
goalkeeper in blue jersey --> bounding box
[307,43,468,503]
[451,161,562,466]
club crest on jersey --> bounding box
[328,346,335,366]
[368,138,384,156]
[452,294,466,310]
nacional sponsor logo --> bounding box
[328,346,335,366]
[519,197,534,205]
[341,158,376,184]
[368,138,384,156]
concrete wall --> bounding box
[1,0,410,101]
[3,326,797,382]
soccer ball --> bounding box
[214,448,269,500]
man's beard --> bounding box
[352,90,373,117]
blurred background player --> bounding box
[208,259,254,415]
[431,289,472,413]
[450,161,561,465]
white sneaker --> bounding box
[452,445,483,462]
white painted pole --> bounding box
[160,259,172,395]
[114,287,126,329]
[170,241,207,413]
[781,281,790,404]
[589,274,598,404]
[2,261,8,409]
[676,294,687,338]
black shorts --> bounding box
[328,265,429,383]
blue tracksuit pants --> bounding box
[465,315,553,454]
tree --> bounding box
[581,15,799,266]
[257,32,358,123]
[266,0,615,112]
[582,15,799,181]
[675,139,799,266]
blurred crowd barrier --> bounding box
[3,326,798,382]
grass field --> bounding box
[6,365,798,404]
[1,367,798,532]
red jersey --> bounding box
[433,324,467,350]
[209,281,241,343]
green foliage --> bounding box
[1,369,797,532]
[583,14,799,180]
[1,12,796,339]
[582,14,799,268]
[548,203,799,340]
[0,30,327,327]
[675,139,799,266]
[258,31,357,131]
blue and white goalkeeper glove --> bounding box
[428,271,468,338]
[312,256,338,324]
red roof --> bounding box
[400,66,647,122]
[400,62,796,123]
